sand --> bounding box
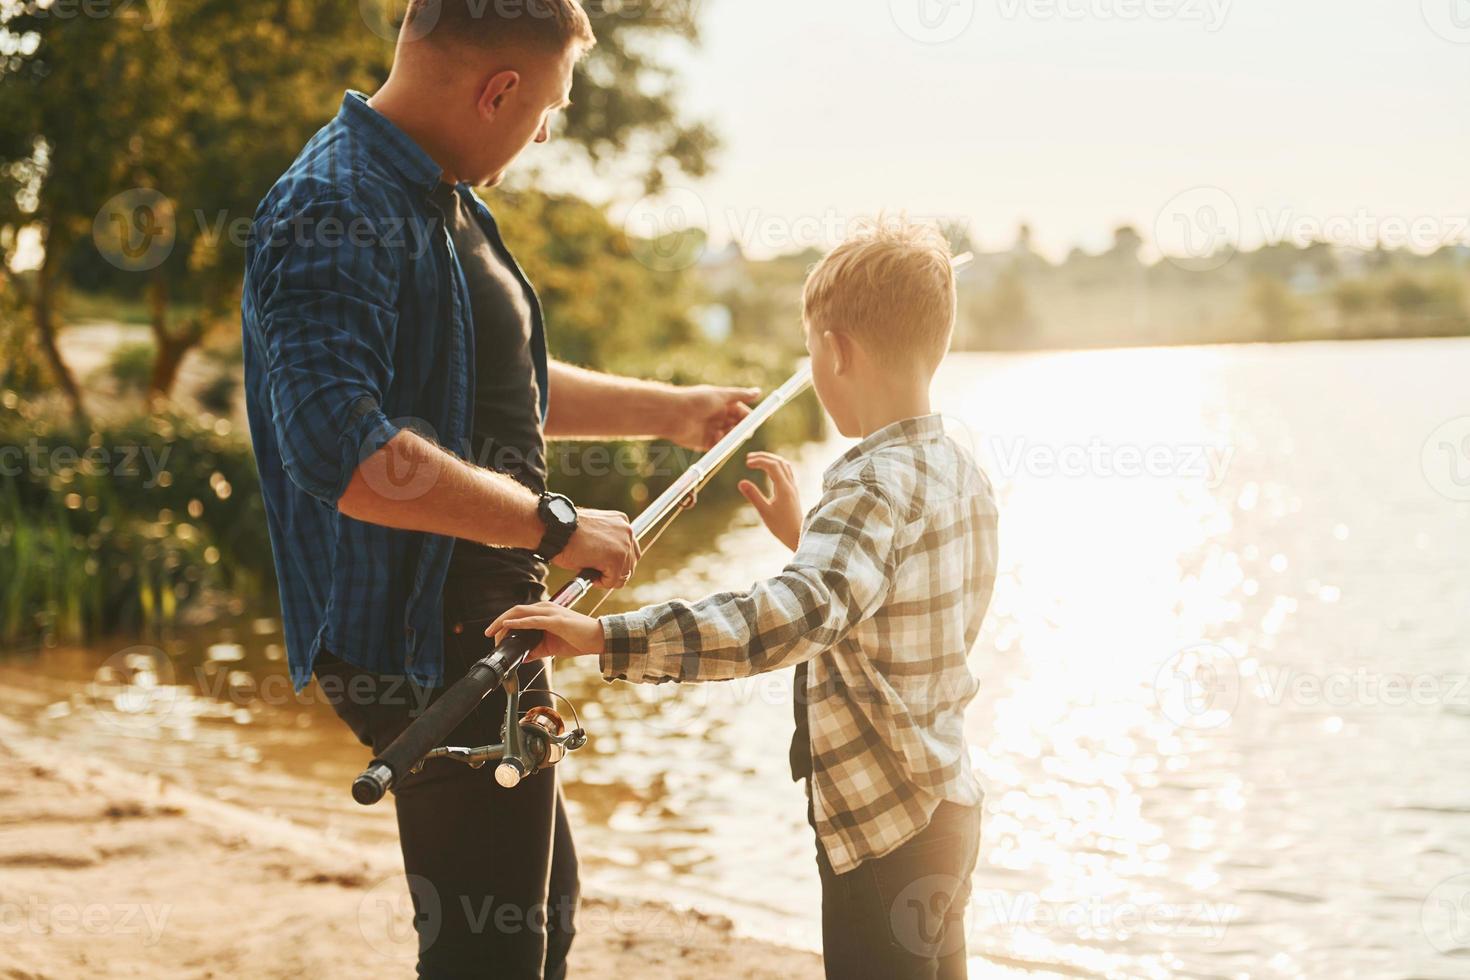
[0,714,823,979]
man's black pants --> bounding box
[810,792,981,980]
[317,582,578,980]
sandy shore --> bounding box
[0,714,822,979]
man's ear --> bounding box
[477,70,520,120]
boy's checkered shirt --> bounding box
[600,414,999,874]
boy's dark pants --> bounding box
[809,793,981,980]
[316,581,578,980]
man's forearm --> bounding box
[337,430,542,549]
[544,360,676,441]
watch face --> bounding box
[548,497,577,524]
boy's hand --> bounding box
[486,602,605,661]
[739,451,803,551]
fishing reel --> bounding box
[410,672,588,788]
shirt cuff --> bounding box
[599,611,652,682]
[333,397,402,501]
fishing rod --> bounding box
[351,366,815,805]
[350,251,972,806]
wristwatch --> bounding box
[533,492,578,563]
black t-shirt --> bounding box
[434,183,547,588]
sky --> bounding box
[11,0,1468,270]
[623,0,1470,261]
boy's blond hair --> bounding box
[802,218,956,370]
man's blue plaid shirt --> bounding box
[242,91,549,691]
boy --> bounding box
[487,220,999,979]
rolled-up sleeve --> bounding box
[248,195,405,503]
[600,479,899,684]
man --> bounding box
[241,2,757,976]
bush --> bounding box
[107,341,157,394]
[0,396,270,646]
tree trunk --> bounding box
[146,275,203,402]
[34,240,88,423]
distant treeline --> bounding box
[698,230,1470,352]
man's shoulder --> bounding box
[254,117,424,229]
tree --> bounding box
[562,0,718,194]
[0,0,718,414]
[1108,225,1143,263]
[938,217,975,259]
[1331,279,1374,337]
[0,2,391,415]
[1249,276,1298,341]
[482,187,703,372]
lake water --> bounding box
[6,339,1469,977]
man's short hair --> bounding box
[404,0,596,54]
[803,218,957,370]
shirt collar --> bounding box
[823,414,945,487]
[338,91,444,194]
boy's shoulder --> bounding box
[825,429,994,525]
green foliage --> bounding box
[564,0,719,193]
[0,1,719,398]
[485,187,824,512]
[196,371,239,417]
[0,275,44,395]
[0,395,270,646]
[945,239,1470,350]
[105,340,156,394]
[484,188,704,370]
[1249,277,1300,341]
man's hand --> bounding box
[486,602,604,660]
[738,451,803,551]
[553,508,640,587]
[663,385,762,451]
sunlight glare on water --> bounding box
[578,340,1470,977]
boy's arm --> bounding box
[600,479,900,684]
